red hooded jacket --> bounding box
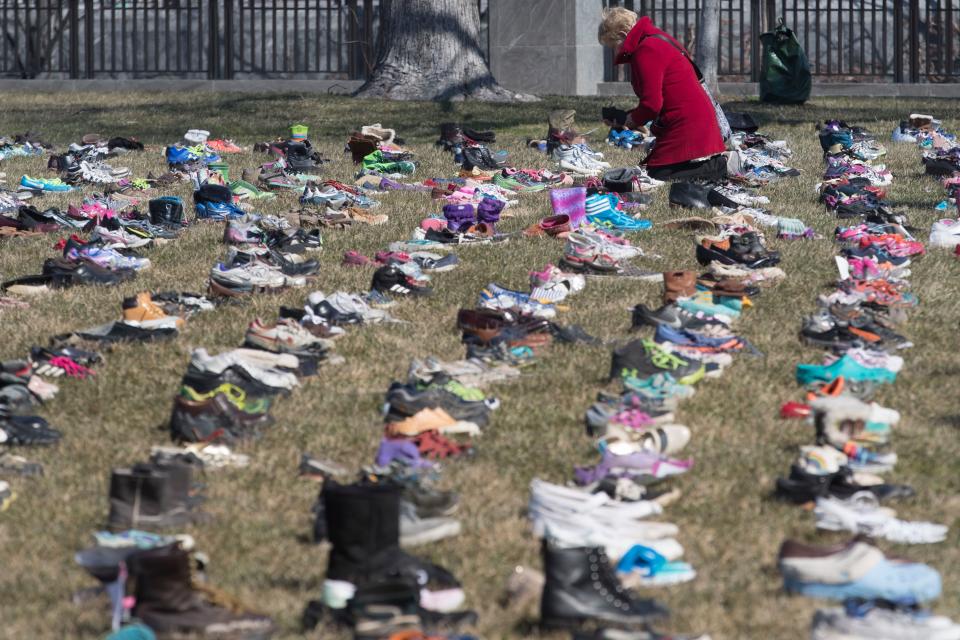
[615,17,725,167]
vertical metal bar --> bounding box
[836,0,842,75]
[893,0,903,81]
[364,0,374,76]
[237,1,243,74]
[176,0,182,73]
[83,0,92,77]
[69,0,79,78]
[751,0,761,80]
[347,0,357,78]
[727,0,734,76]
[208,0,218,79]
[947,0,954,77]
[826,0,832,74]
[153,2,159,75]
[315,0,322,72]
[908,0,919,81]
[283,0,290,73]
[224,0,233,78]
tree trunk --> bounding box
[354,0,536,102]
[695,0,721,95]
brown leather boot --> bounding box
[128,543,275,638]
[662,271,696,303]
[348,134,378,164]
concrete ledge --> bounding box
[598,81,960,99]
[0,79,364,93]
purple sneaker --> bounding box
[442,203,475,232]
[477,197,504,226]
[574,450,692,485]
[375,437,436,469]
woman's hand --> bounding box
[624,114,638,130]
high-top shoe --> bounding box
[107,464,195,530]
[662,271,697,304]
[148,196,184,227]
[321,481,464,612]
[442,204,475,232]
[122,292,185,329]
[127,543,275,638]
[540,542,668,630]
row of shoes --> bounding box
[209,213,320,297]
[892,114,960,255]
[528,244,778,636]
[776,121,959,640]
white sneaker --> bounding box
[554,144,604,175]
[812,603,960,640]
[210,263,304,289]
[814,493,948,544]
[528,479,671,536]
[92,225,151,249]
[189,348,299,390]
[184,129,211,144]
[540,518,684,563]
[929,218,960,248]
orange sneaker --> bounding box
[386,408,479,437]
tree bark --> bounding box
[354,0,536,102]
[695,0,721,95]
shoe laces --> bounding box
[46,356,95,379]
[642,340,688,370]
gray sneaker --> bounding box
[399,500,461,547]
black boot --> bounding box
[436,122,463,150]
[128,543,275,638]
[461,145,503,171]
[107,464,194,531]
[540,543,668,630]
[148,196,184,227]
[667,181,712,208]
[322,481,463,611]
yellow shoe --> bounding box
[122,292,185,329]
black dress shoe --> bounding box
[668,181,712,208]
[776,464,915,503]
[42,258,135,287]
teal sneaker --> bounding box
[796,354,898,386]
[622,372,696,400]
[676,291,740,321]
[20,175,74,192]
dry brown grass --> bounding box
[0,93,958,640]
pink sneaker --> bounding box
[342,250,373,267]
[374,251,410,264]
[419,217,446,232]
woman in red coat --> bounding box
[599,8,728,181]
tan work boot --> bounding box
[122,292,184,329]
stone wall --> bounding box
[488,0,606,96]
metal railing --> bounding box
[0,0,383,79]
[603,0,960,82]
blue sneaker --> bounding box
[779,538,941,602]
[585,194,652,232]
[20,175,74,192]
[195,200,245,221]
[165,145,197,166]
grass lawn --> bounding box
[0,92,958,640]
